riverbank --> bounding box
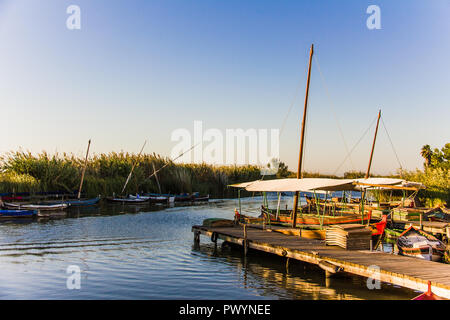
[0,151,448,205]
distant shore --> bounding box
[0,151,448,206]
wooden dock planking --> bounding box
[192,224,450,298]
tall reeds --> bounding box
[0,151,262,198]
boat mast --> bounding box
[77,139,91,200]
[361,110,381,224]
[292,44,314,228]
[121,140,147,195]
[365,109,381,179]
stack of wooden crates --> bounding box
[325,224,372,250]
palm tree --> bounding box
[420,145,432,168]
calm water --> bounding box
[0,197,417,300]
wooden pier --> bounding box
[192,224,450,299]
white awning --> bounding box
[353,178,426,190]
[229,178,356,192]
[229,177,425,192]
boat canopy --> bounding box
[229,178,356,192]
[353,178,425,190]
[229,177,425,192]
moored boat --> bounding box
[397,226,446,261]
[2,202,70,211]
[261,205,371,226]
[131,194,175,203]
[0,209,37,218]
[47,197,101,207]
[192,194,210,202]
[106,197,149,204]
[384,228,403,239]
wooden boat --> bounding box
[47,197,101,207]
[192,194,210,202]
[384,228,403,239]
[106,197,149,204]
[426,207,450,222]
[3,202,69,211]
[133,193,177,203]
[397,226,446,261]
[368,214,388,248]
[130,194,170,204]
[261,205,371,226]
[412,281,446,300]
[0,209,37,218]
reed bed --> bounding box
[0,151,448,205]
[0,151,262,198]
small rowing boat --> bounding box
[106,197,149,204]
[3,202,69,211]
[384,228,403,239]
[0,209,37,218]
[397,226,446,261]
[47,197,101,207]
[131,194,175,204]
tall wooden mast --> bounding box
[77,139,91,200]
[365,110,381,179]
[292,44,314,228]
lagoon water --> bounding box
[0,197,416,299]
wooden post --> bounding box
[420,213,423,230]
[360,110,382,223]
[243,224,248,256]
[276,192,281,221]
[292,44,314,228]
[194,231,200,244]
[77,139,91,199]
[366,110,381,180]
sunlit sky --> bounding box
[0,0,449,175]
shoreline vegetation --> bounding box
[0,145,448,206]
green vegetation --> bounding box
[0,143,448,206]
[420,143,450,170]
[0,151,262,198]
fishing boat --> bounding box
[2,202,70,211]
[261,205,371,226]
[47,197,101,207]
[426,207,450,222]
[384,228,403,239]
[397,226,446,261]
[106,197,149,204]
[129,194,173,204]
[192,194,210,202]
[412,281,446,300]
[368,214,388,248]
[0,209,37,218]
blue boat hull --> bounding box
[47,197,101,207]
[0,210,37,218]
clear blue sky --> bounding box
[0,0,449,175]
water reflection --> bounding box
[0,197,417,299]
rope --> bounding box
[380,116,404,176]
[314,55,356,171]
[332,115,378,175]
[279,64,309,136]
